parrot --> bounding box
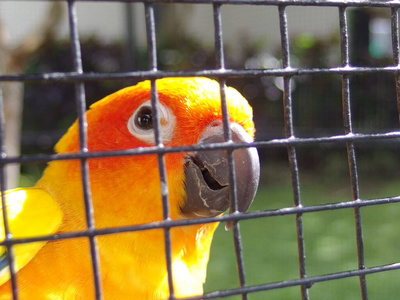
[0,77,259,299]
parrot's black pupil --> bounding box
[135,107,153,130]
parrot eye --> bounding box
[135,106,153,130]
[128,100,176,145]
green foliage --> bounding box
[205,163,400,299]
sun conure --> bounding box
[0,78,259,299]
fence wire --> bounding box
[0,1,400,300]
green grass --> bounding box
[204,164,400,300]
[18,160,400,299]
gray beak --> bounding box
[181,122,260,228]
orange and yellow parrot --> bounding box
[0,78,259,299]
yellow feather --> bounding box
[0,188,62,286]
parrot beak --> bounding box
[182,122,260,229]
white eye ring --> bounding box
[127,100,176,145]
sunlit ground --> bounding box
[204,162,400,300]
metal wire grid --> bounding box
[0,0,399,300]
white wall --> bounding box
[1,2,338,51]
[1,2,130,45]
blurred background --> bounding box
[1,2,400,299]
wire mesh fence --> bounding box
[0,0,400,300]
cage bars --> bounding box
[338,6,368,300]
[67,1,103,299]
[0,129,399,166]
[5,65,400,82]
[277,4,309,300]
[0,1,398,300]
[392,7,400,124]
[1,191,400,247]
[176,262,400,300]
[213,4,248,299]
[144,3,176,299]
[0,89,19,300]
[124,3,137,71]
[5,0,400,8]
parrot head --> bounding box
[30,77,260,298]
[53,77,259,227]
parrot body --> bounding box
[0,78,259,299]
